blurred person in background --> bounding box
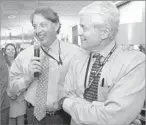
[20,48,25,52]
[0,45,9,125]
[4,43,26,125]
[139,45,146,54]
[138,44,146,125]
[4,43,17,67]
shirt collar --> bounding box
[41,38,60,62]
[49,38,59,55]
[99,40,116,58]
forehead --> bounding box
[33,14,49,24]
[79,15,92,26]
[79,14,104,26]
[6,45,15,49]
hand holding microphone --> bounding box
[28,37,42,80]
[34,38,41,78]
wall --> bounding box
[116,1,145,44]
[58,16,79,43]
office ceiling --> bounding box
[1,0,96,26]
[0,0,117,40]
[1,1,94,38]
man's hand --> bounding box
[25,57,42,87]
[28,57,42,78]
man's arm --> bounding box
[7,55,33,99]
[63,58,78,98]
[63,58,145,125]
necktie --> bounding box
[34,53,49,121]
[84,54,103,102]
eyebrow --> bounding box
[32,21,50,26]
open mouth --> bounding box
[8,53,14,56]
[80,37,86,43]
[38,35,44,40]
[81,39,86,43]
[36,33,45,41]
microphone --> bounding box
[33,37,40,78]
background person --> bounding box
[0,47,9,125]
[4,43,26,125]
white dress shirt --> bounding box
[8,38,84,111]
[7,63,26,118]
[63,41,145,125]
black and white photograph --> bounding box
[0,1,145,125]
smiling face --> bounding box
[32,14,58,47]
[5,45,16,57]
[78,15,102,51]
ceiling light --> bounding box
[8,15,16,19]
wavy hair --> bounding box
[79,1,120,40]
[30,7,61,34]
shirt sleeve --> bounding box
[63,58,78,98]
[7,55,32,99]
[63,55,145,125]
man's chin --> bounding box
[81,44,88,50]
[39,40,45,45]
[81,45,93,52]
[41,41,52,48]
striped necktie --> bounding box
[84,54,103,102]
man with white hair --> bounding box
[60,1,145,125]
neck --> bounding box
[91,39,112,53]
[7,56,14,64]
[43,37,57,48]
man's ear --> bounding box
[101,28,110,40]
[54,23,60,33]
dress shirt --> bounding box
[63,41,145,125]
[7,61,26,118]
[8,38,84,111]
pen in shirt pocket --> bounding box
[101,78,104,87]
[101,78,110,88]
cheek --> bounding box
[83,31,91,40]
[84,29,95,38]
[46,24,54,31]
[91,31,101,41]
[46,26,53,34]
[6,50,10,53]
[12,50,15,53]
[85,32,96,42]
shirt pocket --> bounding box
[98,86,110,102]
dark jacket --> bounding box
[0,50,9,111]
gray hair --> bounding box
[79,1,120,40]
